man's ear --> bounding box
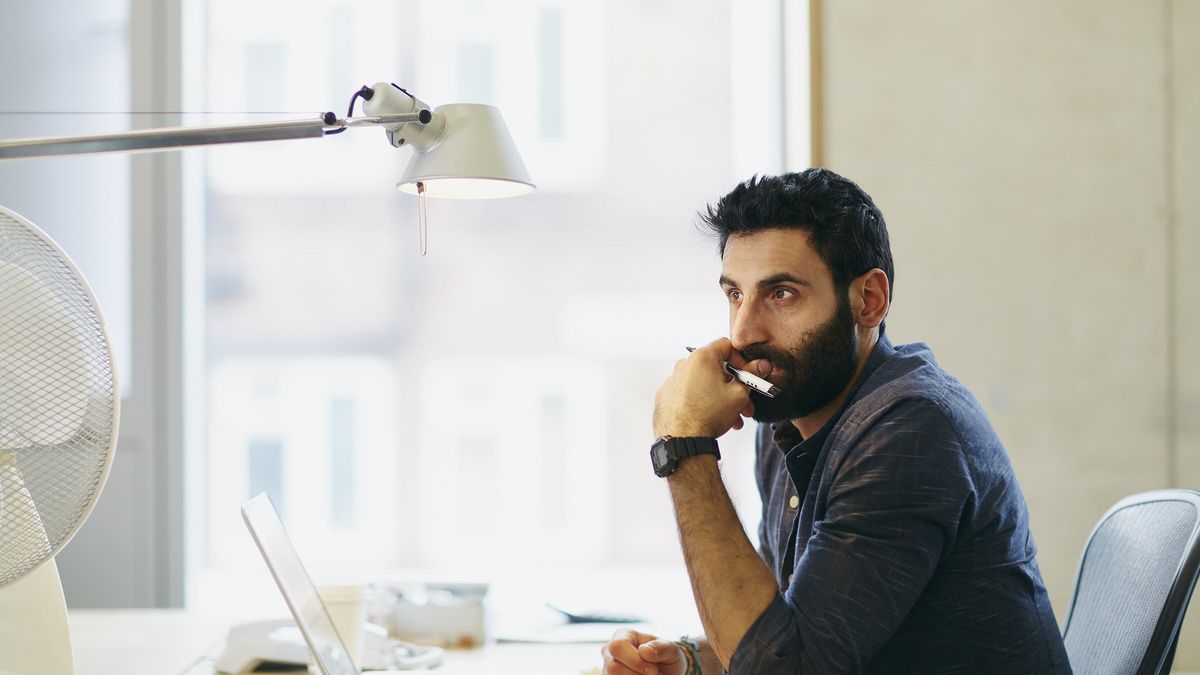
[849,268,890,328]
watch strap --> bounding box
[665,436,720,462]
[652,436,720,477]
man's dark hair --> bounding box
[699,168,894,299]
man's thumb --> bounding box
[638,640,683,664]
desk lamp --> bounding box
[0,82,532,675]
[0,81,534,195]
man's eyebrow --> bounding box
[760,273,814,288]
[719,273,813,288]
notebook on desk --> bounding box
[241,493,587,675]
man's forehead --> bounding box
[720,228,829,283]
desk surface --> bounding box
[69,609,602,675]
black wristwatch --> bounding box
[650,435,720,477]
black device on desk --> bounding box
[545,604,642,625]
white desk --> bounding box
[68,609,602,675]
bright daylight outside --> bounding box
[190,0,802,632]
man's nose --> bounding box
[730,298,769,350]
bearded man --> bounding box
[602,169,1072,674]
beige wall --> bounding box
[1175,0,1200,668]
[818,0,1200,668]
[1174,3,1200,491]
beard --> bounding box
[739,296,860,423]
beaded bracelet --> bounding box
[673,636,703,675]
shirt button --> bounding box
[789,495,799,509]
[786,574,793,586]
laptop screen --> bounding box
[242,493,359,675]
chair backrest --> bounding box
[1062,489,1200,675]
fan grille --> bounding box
[0,207,117,589]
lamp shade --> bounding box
[397,104,534,199]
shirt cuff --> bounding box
[727,593,803,674]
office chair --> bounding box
[1061,489,1200,675]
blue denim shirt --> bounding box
[730,335,1072,674]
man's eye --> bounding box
[772,287,794,299]
[726,289,742,302]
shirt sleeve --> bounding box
[729,398,974,674]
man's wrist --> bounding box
[653,425,714,438]
[674,636,703,675]
[665,452,720,484]
[650,436,720,478]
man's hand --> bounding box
[601,629,687,675]
[653,338,755,439]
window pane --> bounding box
[191,0,792,610]
[0,0,132,393]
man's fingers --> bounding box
[730,415,744,430]
[603,660,647,675]
[602,632,664,675]
[696,337,774,381]
[607,639,644,665]
[725,347,749,369]
[701,336,735,359]
[715,377,752,433]
[611,628,659,645]
[638,639,685,665]
[724,345,768,376]
[741,397,756,418]
[687,344,732,383]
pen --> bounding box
[685,346,781,398]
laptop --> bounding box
[241,493,370,675]
[242,493,591,675]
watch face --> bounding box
[652,445,669,470]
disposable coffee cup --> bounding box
[317,581,371,666]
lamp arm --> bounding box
[0,110,430,161]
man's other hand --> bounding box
[653,338,754,439]
[601,629,687,675]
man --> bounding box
[602,169,1071,674]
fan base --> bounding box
[0,557,74,675]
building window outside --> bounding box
[538,7,564,141]
[247,438,285,517]
[329,398,357,528]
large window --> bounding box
[189,0,802,612]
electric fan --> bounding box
[0,205,120,675]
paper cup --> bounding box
[317,582,371,665]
